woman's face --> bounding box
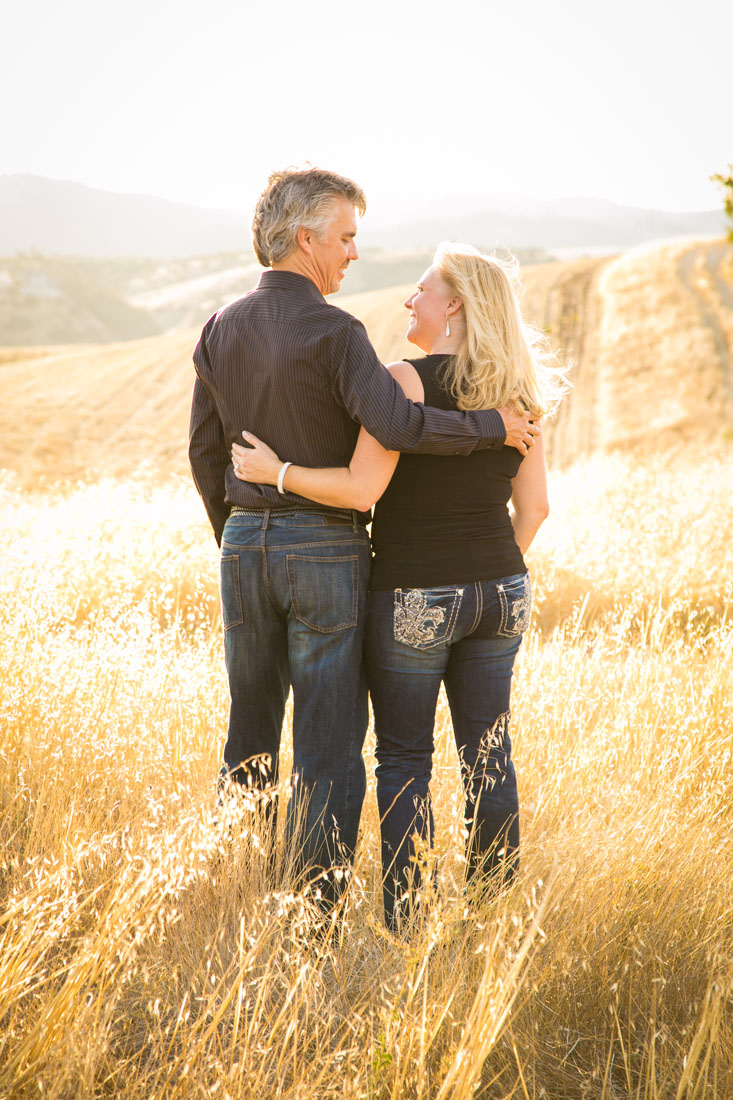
[403,266,453,352]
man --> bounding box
[189,167,538,906]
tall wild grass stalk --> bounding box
[1,452,731,1098]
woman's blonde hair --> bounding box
[433,242,568,417]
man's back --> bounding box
[198,270,363,470]
[190,268,385,537]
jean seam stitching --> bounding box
[220,554,244,631]
[468,582,482,635]
[259,529,281,616]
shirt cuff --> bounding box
[478,407,506,450]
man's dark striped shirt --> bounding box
[188,270,506,543]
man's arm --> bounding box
[333,319,537,455]
[189,337,232,544]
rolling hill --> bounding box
[0,248,551,347]
[1,239,731,488]
[1,175,725,257]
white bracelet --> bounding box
[277,461,293,495]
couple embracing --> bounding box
[189,167,564,933]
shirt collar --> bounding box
[257,269,326,302]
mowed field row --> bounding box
[1,239,732,485]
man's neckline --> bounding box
[259,269,326,301]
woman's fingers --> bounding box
[240,431,280,461]
[231,453,260,481]
[231,431,283,485]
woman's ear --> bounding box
[447,297,463,317]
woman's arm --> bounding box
[509,426,550,555]
[233,427,399,512]
[231,361,424,511]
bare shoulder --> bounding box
[386,359,424,402]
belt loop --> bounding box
[351,509,359,533]
[262,508,271,531]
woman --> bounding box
[232,243,565,931]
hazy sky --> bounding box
[4,0,731,216]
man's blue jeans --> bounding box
[364,573,530,930]
[219,508,371,905]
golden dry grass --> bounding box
[2,240,732,1096]
[1,446,731,1099]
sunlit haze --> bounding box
[3,0,732,219]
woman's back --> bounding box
[370,354,526,590]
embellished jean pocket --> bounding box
[496,573,531,637]
[393,586,464,650]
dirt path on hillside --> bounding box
[522,256,612,467]
[677,243,733,416]
[705,241,733,310]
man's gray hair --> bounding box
[251,167,367,267]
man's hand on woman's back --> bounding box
[497,405,541,455]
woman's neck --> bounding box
[421,316,466,356]
[427,335,462,355]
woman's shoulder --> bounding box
[385,359,425,402]
[400,354,455,409]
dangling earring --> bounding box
[445,315,451,337]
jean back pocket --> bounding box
[496,573,531,637]
[287,553,360,633]
[393,586,464,650]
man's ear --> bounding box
[296,225,313,254]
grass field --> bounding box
[1,444,731,1098]
[1,239,732,1097]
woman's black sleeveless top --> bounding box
[369,354,527,590]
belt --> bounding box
[230,505,357,527]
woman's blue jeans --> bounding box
[364,573,530,931]
[219,509,371,906]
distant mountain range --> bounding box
[0,175,252,258]
[0,175,726,259]
[361,193,727,252]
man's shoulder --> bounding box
[322,299,365,330]
[287,296,365,337]
[211,287,259,324]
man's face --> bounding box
[308,197,359,295]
